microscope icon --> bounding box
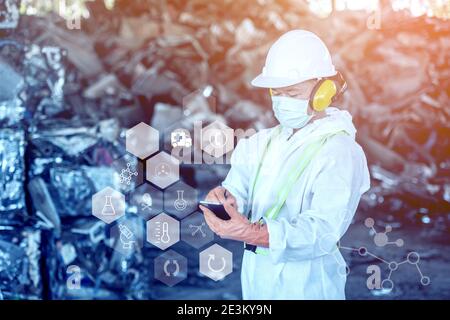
[118,224,136,250]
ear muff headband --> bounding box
[309,71,347,112]
[310,79,337,112]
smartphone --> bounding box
[199,201,231,221]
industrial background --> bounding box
[0,0,449,300]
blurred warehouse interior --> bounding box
[0,0,449,300]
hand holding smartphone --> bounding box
[199,200,231,220]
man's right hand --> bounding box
[205,186,237,208]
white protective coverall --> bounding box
[222,107,371,300]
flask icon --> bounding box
[102,196,116,216]
[174,190,187,211]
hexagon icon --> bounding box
[126,122,159,160]
[161,123,199,164]
[146,152,180,189]
[109,216,145,256]
[112,154,144,193]
[201,120,234,158]
[92,187,125,224]
[181,212,214,249]
[154,250,187,287]
[162,125,193,153]
[164,181,198,219]
[146,213,180,250]
[182,86,218,117]
[199,244,233,281]
[129,183,163,220]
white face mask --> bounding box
[271,96,313,129]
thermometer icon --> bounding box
[160,222,170,244]
[151,215,178,250]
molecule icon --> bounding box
[378,252,431,290]
[364,217,404,247]
[335,217,431,293]
[353,247,431,291]
[119,162,139,185]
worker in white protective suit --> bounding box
[199,30,371,300]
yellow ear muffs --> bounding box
[310,79,337,112]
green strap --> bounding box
[264,131,343,220]
[249,126,281,201]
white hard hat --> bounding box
[251,30,337,88]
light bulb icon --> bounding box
[160,222,170,244]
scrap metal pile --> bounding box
[0,0,449,299]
